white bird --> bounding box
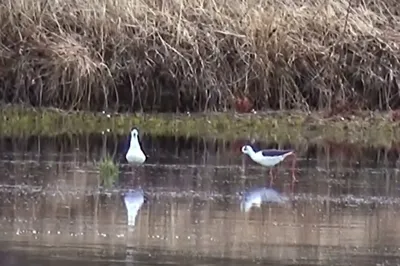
[241,145,297,185]
[125,128,146,164]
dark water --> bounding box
[1,134,400,266]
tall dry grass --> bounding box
[0,0,399,112]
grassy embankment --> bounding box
[1,105,400,148]
[0,0,400,146]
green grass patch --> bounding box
[1,105,400,148]
[96,153,119,188]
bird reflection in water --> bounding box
[123,188,146,228]
[240,187,289,212]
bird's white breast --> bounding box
[253,153,285,167]
[126,147,146,164]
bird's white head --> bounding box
[130,128,140,147]
[241,145,254,155]
[131,128,139,138]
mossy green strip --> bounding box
[1,105,399,148]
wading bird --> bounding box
[125,127,147,165]
[241,145,297,185]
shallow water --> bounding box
[0,134,400,266]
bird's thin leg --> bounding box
[269,167,279,187]
[269,168,274,186]
[290,178,296,193]
[273,166,278,179]
[289,153,298,183]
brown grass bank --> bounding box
[0,0,399,112]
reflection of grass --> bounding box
[1,105,400,147]
[98,154,119,188]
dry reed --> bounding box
[0,0,399,112]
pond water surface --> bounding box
[0,133,400,266]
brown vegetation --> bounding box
[0,0,399,113]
